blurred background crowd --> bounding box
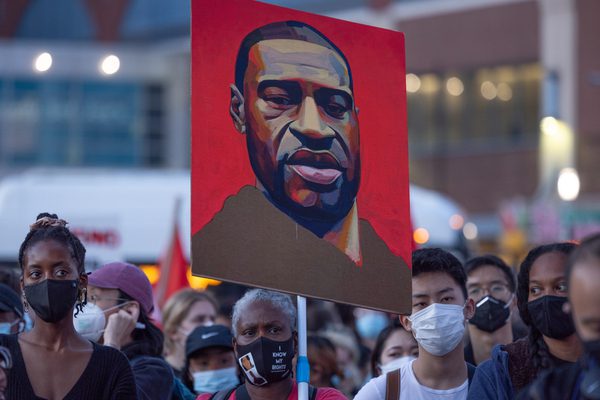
[0,0,599,399]
[1,0,599,270]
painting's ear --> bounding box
[230,84,246,134]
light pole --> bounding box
[557,167,580,240]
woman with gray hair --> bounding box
[197,289,347,399]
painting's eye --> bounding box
[261,87,296,110]
[265,95,291,106]
[324,95,351,119]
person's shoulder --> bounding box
[353,374,386,400]
[129,355,175,398]
[196,390,236,400]
[91,342,130,364]
[217,186,267,215]
[517,362,582,400]
[93,342,126,357]
[488,341,513,362]
[473,356,501,378]
[129,354,173,373]
[315,386,349,399]
[91,343,134,377]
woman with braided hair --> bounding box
[0,213,136,399]
[468,242,583,400]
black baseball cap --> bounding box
[186,324,233,359]
[0,283,23,318]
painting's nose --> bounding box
[293,96,334,139]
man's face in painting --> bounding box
[232,38,360,223]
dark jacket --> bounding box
[517,357,600,400]
[516,361,583,400]
[129,355,174,400]
[467,338,534,400]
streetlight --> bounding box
[538,117,575,199]
[557,167,580,201]
[100,55,120,75]
[557,167,580,240]
[34,52,52,73]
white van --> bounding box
[0,168,468,268]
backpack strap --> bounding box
[386,369,401,400]
[309,385,317,400]
[209,385,238,400]
[467,363,476,388]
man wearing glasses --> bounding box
[464,255,525,365]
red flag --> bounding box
[155,212,189,308]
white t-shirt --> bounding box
[354,360,468,400]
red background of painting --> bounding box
[191,0,411,266]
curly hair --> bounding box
[231,289,296,337]
[19,212,87,316]
[517,242,576,374]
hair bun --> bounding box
[30,213,67,231]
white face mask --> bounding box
[408,303,466,356]
[73,302,141,342]
[379,355,416,374]
[73,302,106,342]
[193,366,239,394]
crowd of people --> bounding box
[0,212,598,399]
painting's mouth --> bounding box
[288,149,343,185]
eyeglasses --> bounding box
[0,346,12,369]
[88,294,130,305]
[468,284,511,300]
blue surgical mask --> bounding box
[355,312,388,340]
[193,366,239,394]
[0,319,22,335]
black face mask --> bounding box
[527,295,575,339]
[236,335,295,386]
[469,295,512,333]
[24,279,79,323]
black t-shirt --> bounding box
[0,333,137,399]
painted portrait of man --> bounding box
[191,1,412,313]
